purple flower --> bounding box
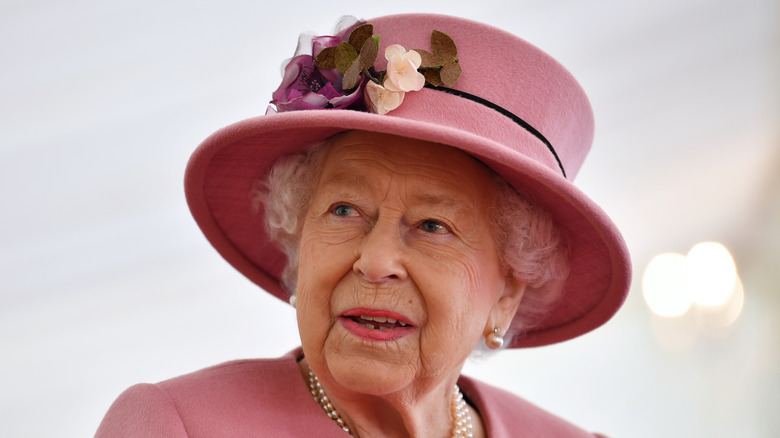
[267,21,462,116]
[270,36,365,112]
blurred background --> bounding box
[1,0,778,436]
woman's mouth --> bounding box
[347,314,410,330]
[339,309,416,342]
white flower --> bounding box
[383,44,425,92]
[365,80,405,115]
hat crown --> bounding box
[366,14,593,180]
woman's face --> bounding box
[296,131,523,397]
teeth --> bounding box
[356,314,409,327]
[359,315,392,323]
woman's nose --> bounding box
[352,220,407,283]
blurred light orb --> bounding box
[699,277,745,329]
[684,242,737,307]
[642,253,692,317]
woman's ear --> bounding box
[485,275,527,337]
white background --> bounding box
[2,0,778,436]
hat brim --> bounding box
[185,89,631,348]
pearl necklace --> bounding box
[307,368,474,437]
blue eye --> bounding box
[332,204,354,217]
[420,220,447,234]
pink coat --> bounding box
[96,348,605,437]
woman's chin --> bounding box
[319,322,421,395]
[327,358,415,396]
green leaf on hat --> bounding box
[430,30,457,61]
[342,59,362,90]
[413,49,442,69]
[315,46,338,69]
[343,34,378,90]
[334,42,358,75]
[348,24,374,52]
[358,36,378,71]
[439,61,462,87]
[423,69,442,87]
[419,30,461,87]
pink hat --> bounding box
[184,13,631,348]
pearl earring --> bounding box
[289,294,297,308]
[486,328,504,349]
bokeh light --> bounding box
[685,242,738,307]
[642,242,743,330]
[698,277,745,330]
[642,253,691,317]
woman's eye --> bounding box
[332,204,356,217]
[420,220,448,234]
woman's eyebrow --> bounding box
[319,172,373,190]
[412,193,458,207]
[411,193,473,219]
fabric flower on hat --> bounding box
[383,44,425,93]
[269,34,365,113]
[269,20,461,115]
[270,55,364,112]
[365,80,405,115]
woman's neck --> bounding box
[298,357,485,438]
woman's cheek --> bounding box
[430,255,494,320]
[299,228,362,297]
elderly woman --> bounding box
[96,13,630,438]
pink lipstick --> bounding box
[340,308,416,342]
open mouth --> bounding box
[346,314,410,330]
[340,309,416,341]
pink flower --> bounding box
[365,80,405,115]
[269,34,366,112]
[383,44,425,93]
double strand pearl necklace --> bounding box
[307,368,474,437]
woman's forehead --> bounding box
[321,130,493,180]
[314,134,498,222]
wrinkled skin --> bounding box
[295,131,526,437]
